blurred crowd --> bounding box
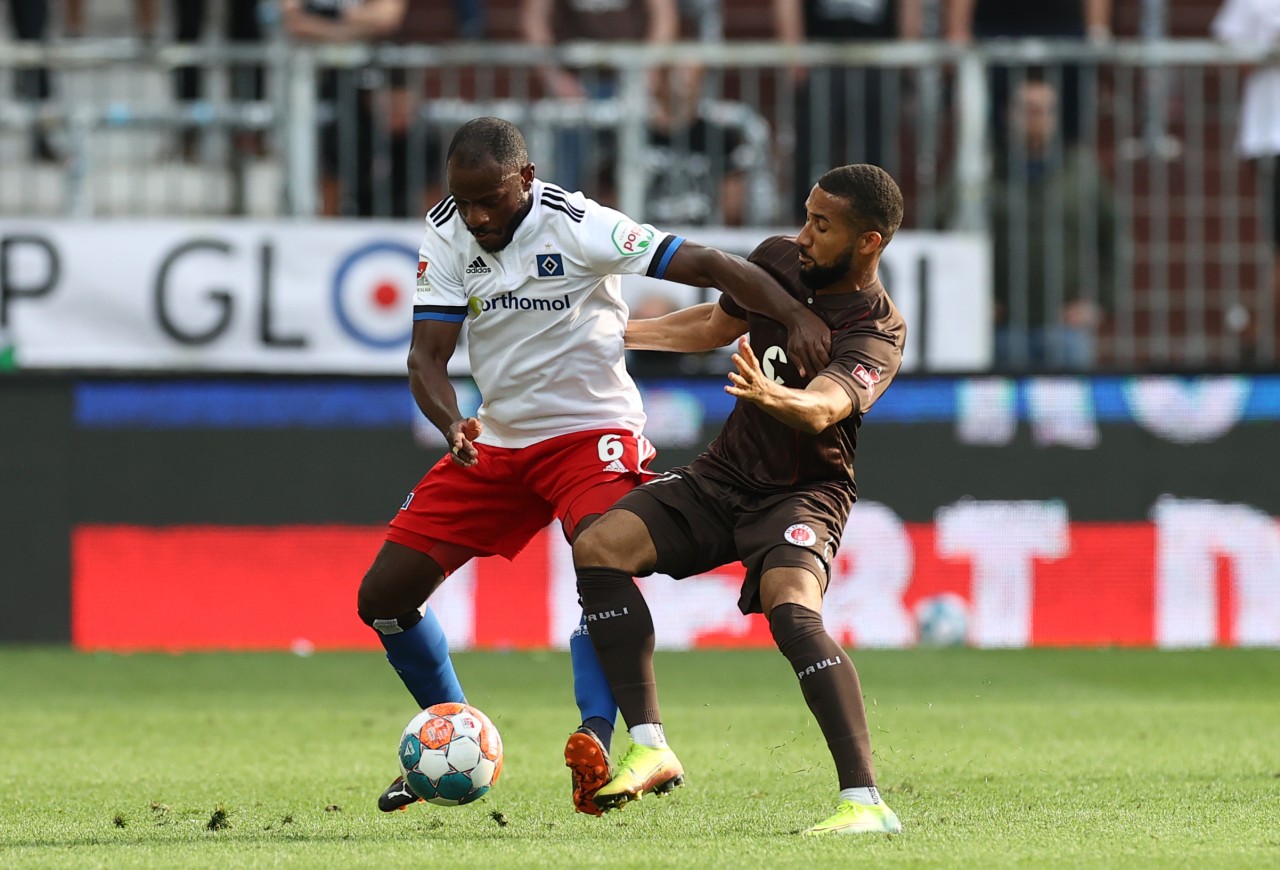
[3,0,1279,371]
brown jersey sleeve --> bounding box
[718,289,749,322]
[718,235,800,322]
[815,299,906,417]
[817,336,901,417]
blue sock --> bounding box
[571,613,618,752]
[376,606,465,709]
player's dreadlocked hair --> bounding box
[447,117,528,171]
[817,164,904,247]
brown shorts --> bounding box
[612,466,852,614]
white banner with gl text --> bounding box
[0,221,991,373]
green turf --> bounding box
[2,648,1278,868]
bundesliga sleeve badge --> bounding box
[852,364,882,393]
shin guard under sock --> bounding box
[576,566,661,727]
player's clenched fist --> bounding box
[785,308,832,378]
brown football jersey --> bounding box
[692,235,907,496]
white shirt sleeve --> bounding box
[574,201,684,280]
[414,223,469,322]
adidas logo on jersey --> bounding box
[602,459,629,474]
[466,256,491,274]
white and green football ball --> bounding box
[397,702,504,806]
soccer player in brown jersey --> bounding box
[572,164,908,835]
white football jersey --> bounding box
[414,179,686,448]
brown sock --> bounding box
[576,566,661,727]
[769,602,875,789]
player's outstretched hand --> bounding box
[784,308,831,379]
[448,417,483,467]
[725,337,781,406]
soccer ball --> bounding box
[914,593,970,647]
[398,702,503,806]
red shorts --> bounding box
[386,428,655,572]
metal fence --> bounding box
[1,38,1276,371]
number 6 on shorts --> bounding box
[597,434,624,462]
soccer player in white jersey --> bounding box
[357,117,831,815]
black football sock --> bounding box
[769,602,875,789]
[583,716,614,754]
[576,566,661,728]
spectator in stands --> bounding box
[946,0,1111,150]
[282,0,422,217]
[935,76,1119,371]
[63,3,256,161]
[520,0,678,198]
[450,0,486,40]
[644,0,748,225]
[7,0,58,161]
[1213,0,1280,365]
[65,1,157,39]
[172,0,266,160]
[772,0,923,222]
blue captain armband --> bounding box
[646,235,685,280]
[414,305,468,323]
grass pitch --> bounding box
[2,647,1278,868]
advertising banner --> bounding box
[68,509,1280,653]
[42,373,1280,652]
[0,221,991,373]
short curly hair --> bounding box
[446,117,528,171]
[816,164,904,246]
